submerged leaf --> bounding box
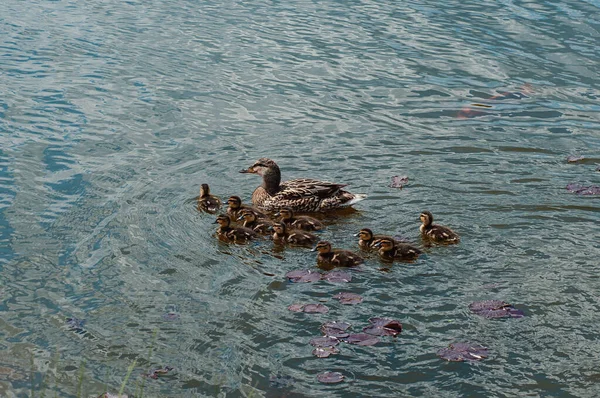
[469,300,524,318]
[344,333,380,346]
[317,371,345,384]
[310,336,340,347]
[321,321,351,338]
[566,183,600,195]
[322,271,352,283]
[567,155,585,163]
[437,342,489,362]
[269,373,294,389]
[390,175,409,188]
[367,317,403,335]
[303,304,329,314]
[287,304,305,312]
[162,312,180,321]
[312,346,340,358]
[333,292,363,305]
[285,269,322,283]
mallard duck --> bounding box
[419,211,460,244]
[214,214,258,243]
[239,158,367,212]
[226,196,267,220]
[276,207,323,231]
[354,228,401,250]
[272,222,318,246]
[237,209,274,234]
[311,240,364,268]
[374,238,422,262]
[197,184,222,213]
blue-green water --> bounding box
[1,0,599,396]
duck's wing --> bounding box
[277,178,347,200]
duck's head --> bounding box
[420,211,433,227]
[200,183,210,197]
[375,238,395,252]
[227,196,242,210]
[214,214,231,227]
[311,240,332,253]
[276,207,294,221]
[272,222,287,235]
[238,209,257,222]
[239,158,279,177]
[355,228,374,241]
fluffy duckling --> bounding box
[312,240,364,268]
[239,157,366,212]
[214,214,258,243]
[276,207,323,231]
[419,211,460,244]
[226,196,266,220]
[355,228,399,250]
[375,238,422,262]
[272,222,318,246]
[197,183,222,213]
[237,209,274,235]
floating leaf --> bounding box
[437,342,489,362]
[322,271,352,283]
[567,155,585,163]
[469,300,524,319]
[287,304,305,312]
[344,333,380,346]
[66,317,86,333]
[312,346,340,358]
[269,373,294,389]
[333,292,363,305]
[566,183,600,195]
[367,317,403,336]
[285,269,322,283]
[390,175,409,188]
[142,366,174,379]
[321,321,351,338]
[303,304,329,314]
[310,336,340,347]
[317,371,345,384]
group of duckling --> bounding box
[199,158,460,269]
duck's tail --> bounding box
[346,193,367,206]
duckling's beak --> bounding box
[237,215,244,221]
[274,212,280,217]
[311,246,318,252]
[213,219,220,224]
[239,167,255,174]
[373,241,382,248]
[353,232,360,237]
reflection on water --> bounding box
[1,0,599,396]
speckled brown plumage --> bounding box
[312,240,364,268]
[355,228,405,251]
[272,222,318,246]
[375,238,422,262]
[197,184,222,213]
[214,214,258,243]
[226,195,267,220]
[276,208,323,231]
[239,158,366,212]
[238,209,274,235]
[419,211,460,244]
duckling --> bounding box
[419,211,460,244]
[276,207,323,231]
[214,214,258,243]
[311,240,364,268]
[239,158,367,212]
[226,196,267,220]
[272,222,318,246]
[375,238,422,262]
[197,183,222,213]
[355,228,400,250]
[237,209,274,235]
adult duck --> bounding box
[239,158,366,212]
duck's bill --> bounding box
[239,167,255,173]
[310,247,318,252]
[353,232,360,237]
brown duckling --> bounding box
[197,183,222,213]
[214,214,258,243]
[226,196,267,220]
[272,222,318,246]
[375,238,422,262]
[312,240,364,268]
[237,209,274,235]
[419,211,460,244]
[276,207,323,231]
[355,228,401,250]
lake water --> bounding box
[1,0,599,396]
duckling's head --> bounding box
[272,222,287,235]
[355,228,374,241]
[214,214,231,227]
[238,209,257,222]
[239,158,278,176]
[200,183,210,197]
[376,238,395,252]
[277,208,294,221]
[420,211,433,227]
[227,196,242,209]
[312,240,332,253]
